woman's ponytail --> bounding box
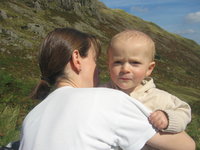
[30,80,51,100]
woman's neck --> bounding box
[56,79,79,88]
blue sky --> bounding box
[99,0,200,44]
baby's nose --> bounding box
[121,63,130,73]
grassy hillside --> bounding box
[0,0,200,148]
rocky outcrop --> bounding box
[18,0,105,11]
[0,10,7,19]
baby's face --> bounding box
[108,38,155,93]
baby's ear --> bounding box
[146,61,155,77]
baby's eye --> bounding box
[130,61,141,65]
[114,61,122,64]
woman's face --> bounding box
[81,44,98,87]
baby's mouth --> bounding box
[119,77,131,81]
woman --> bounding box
[19,28,195,150]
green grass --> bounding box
[156,81,200,149]
[0,72,200,149]
[0,70,39,146]
[0,105,20,146]
[187,101,200,149]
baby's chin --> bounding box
[117,84,136,93]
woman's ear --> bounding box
[146,61,155,77]
[71,50,82,73]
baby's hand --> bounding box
[148,110,169,130]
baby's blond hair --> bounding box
[108,29,156,61]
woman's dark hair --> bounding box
[31,28,101,100]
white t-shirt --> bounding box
[19,86,156,150]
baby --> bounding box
[103,29,191,150]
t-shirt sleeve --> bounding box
[115,93,156,150]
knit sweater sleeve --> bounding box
[161,94,191,133]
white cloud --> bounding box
[131,6,148,13]
[99,0,183,8]
[185,11,200,23]
[176,29,195,34]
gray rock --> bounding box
[0,10,7,19]
[22,40,33,48]
[0,26,3,33]
[0,48,6,53]
[27,23,45,36]
[0,28,18,39]
[5,29,18,39]
[34,1,42,11]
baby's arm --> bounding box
[149,110,169,130]
[150,94,191,133]
[162,95,191,133]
